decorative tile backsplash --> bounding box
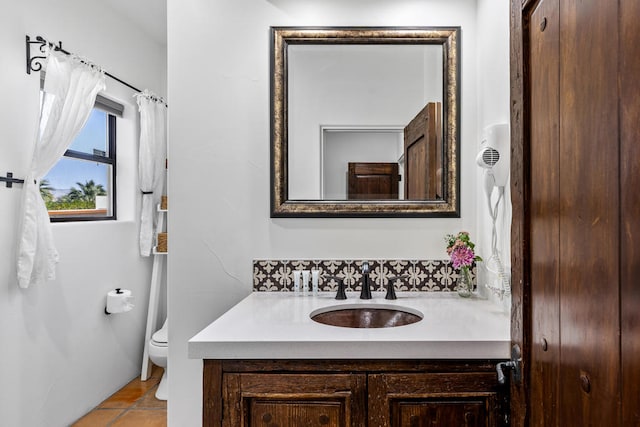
[253,259,476,293]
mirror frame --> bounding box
[270,26,460,217]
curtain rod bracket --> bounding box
[0,172,26,188]
[26,35,63,74]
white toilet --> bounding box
[148,318,168,400]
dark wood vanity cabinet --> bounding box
[203,360,507,427]
[369,372,500,427]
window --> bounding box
[42,96,120,221]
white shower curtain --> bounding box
[135,91,167,256]
[16,50,106,288]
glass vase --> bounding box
[456,267,473,298]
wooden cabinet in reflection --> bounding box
[347,162,400,200]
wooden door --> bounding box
[404,102,442,200]
[222,373,366,427]
[368,373,502,427]
[347,162,399,200]
[512,0,633,425]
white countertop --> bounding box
[188,292,510,360]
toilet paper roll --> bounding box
[106,288,135,314]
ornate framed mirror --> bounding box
[271,27,460,217]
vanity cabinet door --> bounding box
[368,373,502,427]
[222,373,366,427]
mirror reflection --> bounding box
[288,44,444,201]
[271,27,460,217]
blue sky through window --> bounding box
[69,109,107,154]
[44,109,109,198]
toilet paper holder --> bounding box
[105,288,135,315]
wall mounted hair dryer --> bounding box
[477,123,511,299]
[477,123,510,188]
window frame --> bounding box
[48,108,118,222]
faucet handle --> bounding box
[385,284,397,300]
[361,261,369,273]
[385,274,410,300]
[323,275,347,300]
[334,280,347,300]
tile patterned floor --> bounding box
[72,366,166,427]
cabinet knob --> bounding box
[409,415,420,426]
[319,414,330,425]
[465,411,477,424]
[262,413,272,423]
[540,17,547,32]
[580,373,591,394]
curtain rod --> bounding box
[25,35,166,106]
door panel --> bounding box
[508,1,528,424]
[368,373,500,427]
[528,0,560,425]
[558,0,620,424]
[404,102,442,200]
[223,373,366,427]
[620,0,640,424]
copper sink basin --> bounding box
[310,305,423,328]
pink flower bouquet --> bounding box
[445,231,482,270]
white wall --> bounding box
[0,1,166,426]
[476,0,511,311]
[168,1,479,425]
